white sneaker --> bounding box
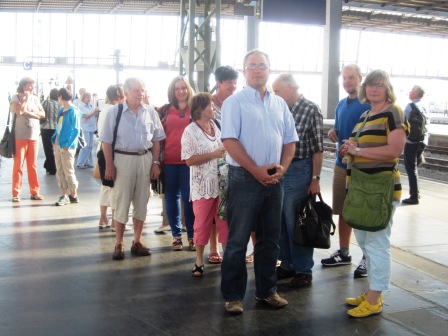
[154,224,171,233]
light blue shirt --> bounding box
[78,102,97,132]
[403,98,431,145]
[221,86,298,167]
[100,101,166,151]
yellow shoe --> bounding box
[347,299,383,318]
[346,293,383,306]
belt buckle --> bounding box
[137,150,145,155]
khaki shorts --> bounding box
[332,165,347,215]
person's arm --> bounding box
[185,146,225,167]
[308,151,323,195]
[102,142,116,181]
[223,138,276,186]
[343,128,407,160]
[275,142,295,179]
[150,141,161,180]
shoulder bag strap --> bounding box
[353,110,370,142]
[111,104,123,151]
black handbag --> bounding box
[97,104,123,188]
[293,193,336,249]
[0,108,16,158]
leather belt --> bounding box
[291,157,305,162]
[114,149,150,156]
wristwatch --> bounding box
[153,160,161,165]
[312,175,320,181]
[355,148,361,157]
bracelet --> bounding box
[153,160,161,165]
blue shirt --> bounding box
[403,98,431,145]
[221,86,298,167]
[334,97,370,168]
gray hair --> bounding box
[243,49,271,69]
[413,85,425,98]
[123,78,146,93]
[277,73,299,90]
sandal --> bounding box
[192,263,204,277]
[188,238,196,251]
[208,253,223,264]
[30,194,44,200]
[172,237,183,251]
[245,252,254,263]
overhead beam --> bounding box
[74,1,83,13]
[110,0,123,14]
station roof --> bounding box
[1,0,448,38]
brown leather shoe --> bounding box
[112,243,125,260]
[289,273,312,288]
[131,241,151,256]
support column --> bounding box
[321,0,342,119]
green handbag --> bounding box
[343,166,395,232]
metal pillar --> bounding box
[321,0,342,119]
[179,0,221,92]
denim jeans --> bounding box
[163,164,194,239]
[353,202,397,292]
[221,166,283,301]
[76,130,94,166]
[403,142,424,197]
[279,158,314,275]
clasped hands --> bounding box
[339,139,359,158]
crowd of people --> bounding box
[7,48,424,318]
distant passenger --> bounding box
[402,85,431,205]
[100,77,165,260]
[41,88,60,175]
[321,64,370,278]
[51,88,81,206]
[220,49,298,314]
[76,92,98,169]
[10,77,46,202]
[272,73,324,288]
[73,88,86,107]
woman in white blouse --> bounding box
[181,93,228,277]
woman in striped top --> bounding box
[339,69,409,318]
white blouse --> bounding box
[181,121,222,201]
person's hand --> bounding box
[252,165,281,186]
[307,179,320,195]
[341,139,358,156]
[215,146,226,159]
[63,146,68,151]
[105,164,116,181]
[328,128,338,143]
[151,163,160,180]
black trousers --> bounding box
[41,129,56,175]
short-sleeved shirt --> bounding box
[78,102,97,132]
[347,105,409,201]
[221,86,298,167]
[11,94,42,140]
[100,101,166,151]
[290,95,324,159]
[181,121,222,201]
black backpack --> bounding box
[407,103,426,142]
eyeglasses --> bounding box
[366,83,386,89]
[245,64,269,71]
[175,87,187,92]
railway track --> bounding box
[323,141,448,173]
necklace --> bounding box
[195,120,216,141]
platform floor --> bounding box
[1,146,448,336]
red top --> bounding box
[164,106,191,164]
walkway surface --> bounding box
[0,142,447,336]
